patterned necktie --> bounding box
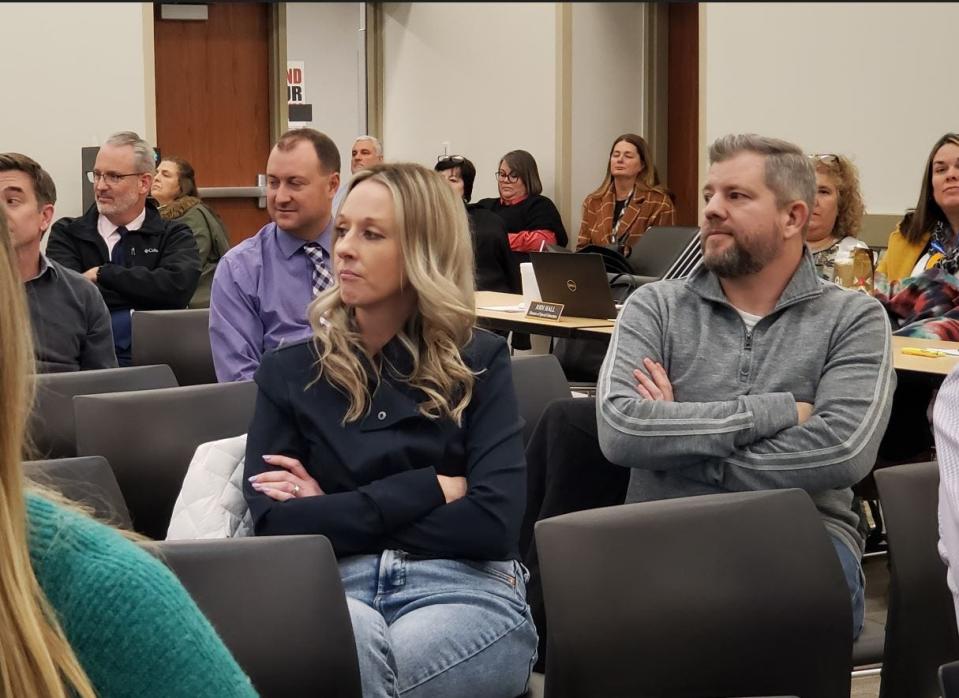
[302,242,335,296]
[111,226,128,265]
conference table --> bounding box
[475,291,614,340]
[892,336,959,376]
[476,291,959,377]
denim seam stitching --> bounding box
[397,615,532,694]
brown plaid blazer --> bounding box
[576,183,676,251]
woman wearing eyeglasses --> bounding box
[576,133,675,253]
[806,153,870,281]
[151,157,231,308]
[435,155,518,294]
[474,150,568,254]
[875,133,959,294]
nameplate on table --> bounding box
[526,301,564,321]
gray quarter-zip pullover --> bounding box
[597,249,895,556]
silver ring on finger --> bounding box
[292,484,301,497]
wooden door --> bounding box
[666,3,700,227]
[154,3,272,246]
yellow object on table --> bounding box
[901,347,959,359]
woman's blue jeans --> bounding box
[340,550,538,698]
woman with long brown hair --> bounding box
[0,211,255,696]
[152,156,231,308]
[576,133,675,253]
[876,132,959,292]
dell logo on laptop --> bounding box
[566,279,577,292]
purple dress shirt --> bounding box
[209,220,333,382]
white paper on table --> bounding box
[477,303,528,313]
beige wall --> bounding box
[0,3,153,219]
[286,2,366,176]
[570,3,646,239]
[380,2,650,239]
[702,2,959,217]
[380,2,558,204]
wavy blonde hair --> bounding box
[0,211,96,697]
[307,163,477,425]
[814,154,865,238]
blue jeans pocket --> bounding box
[464,559,518,588]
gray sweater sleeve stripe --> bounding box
[596,289,798,468]
[724,314,893,471]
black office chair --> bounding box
[853,616,886,671]
[510,354,572,447]
[132,309,217,385]
[75,381,258,539]
[624,225,701,283]
[875,461,959,698]
[941,659,959,698]
[535,489,852,698]
[29,365,178,459]
[23,456,132,530]
[144,535,361,697]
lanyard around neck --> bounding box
[610,188,634,245]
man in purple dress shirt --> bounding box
[209,129,340,382]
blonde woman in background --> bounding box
[244,163,537,697]
[0,213,255,696]
[576,133,675,254]
[806,153,870,281]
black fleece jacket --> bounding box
[47,201,201,311]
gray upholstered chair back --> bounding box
[875,461,959,698]
[625,225,700,280]
[535,489,852,698]
[144,535,361,697]
[510,354,572,447]
[23,456,132,530]
[75,381,257,539]
[29,365,178,459]
[132,309,216,385]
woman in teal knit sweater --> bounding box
[0,212,256,697]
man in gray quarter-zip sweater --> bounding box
[596,134,895,638]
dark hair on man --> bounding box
[275,128,341,174]
[434,155,476,202]
[0,153,57,207]
[904,132,959,244]
[500,150,543,197]
[161,156,199,198]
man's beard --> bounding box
[701,228,782,279]
[96,188,139,217]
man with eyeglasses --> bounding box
[47,131,201,366]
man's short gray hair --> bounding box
[104,131,156,174]
[352,135,382,156]
[708,134,815,214]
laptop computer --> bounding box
[529,252,618,320]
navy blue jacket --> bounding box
[243,329,526,561]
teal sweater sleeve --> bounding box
[26,495,258,698]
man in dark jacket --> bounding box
[47,131,200,365]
